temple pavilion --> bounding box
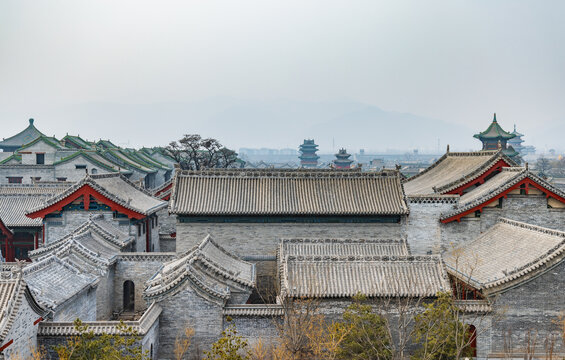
[298,139,319,168]
[333,148,353,169]
[473,113,519,158]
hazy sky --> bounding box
[1,0,564,151]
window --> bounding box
[155,216,158,226]
[474,210,481,218]
[56,177,67,182]
[7,177,22,184]
[123,281,135,312]
[75,164,87,169]
[36,153,45,165]
[137,224,141,236]
[520,183,527,195]
[91,168,98,174]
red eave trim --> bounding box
[154,183,172,197]
[0,339,13,352]
[444,159,512,195]
[0,220,12,237]
[26,184,146,220]
[442,178,565,223]
[34,317,43,325]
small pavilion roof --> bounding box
[440,167,565,222]
[444,218,565,295]
[169,169,409,216]
[403,150,515,196]
[26,173,166,219]
[473,113,516,140]
[29,216,132,267]
[0,118,45,150]
[144,235,255,304]
[23,255,98,310]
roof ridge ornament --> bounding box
[493,113,497,122]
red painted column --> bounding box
[145,218,150,252]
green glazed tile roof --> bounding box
[473,114,516,140]
[0,118,46,148]
[18,135,62,151]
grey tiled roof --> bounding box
[29,217,132,272]
[144,235,255,303]
[440,168,565,220]
[28,174,167,216]
[280,254,449,298]
[444,218,565,294]
[169,169,409,216]
[0,184,70,227]
[280,238,410,257]
[23,256,98,310]
[403,150,515,196]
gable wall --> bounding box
[20,142,58,165]
[155,284,224,359]
[487,260,565,357]
[53,156,115,182]
[1,296,43,358]
[52,286,97,322]
[441,195,565,251]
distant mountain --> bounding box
[41,98,477,152]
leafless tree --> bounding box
[166,134,239,170]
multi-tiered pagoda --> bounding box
[474,113,519,158]
[333,148,353,169]
[508,125,536,157]
[299,139,319,168]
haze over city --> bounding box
[1,0,564,152]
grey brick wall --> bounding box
[176,222,404,257]
[155,285,224,359]
[52,286,97,322]
[1,297,43,359]
[407,199,456,254]
[488,260,565,357]
[114,255,174,314]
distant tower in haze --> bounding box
[299,139,319,168]
[473,113,518,158]
[508,124,536,157]
[333,148,353,169]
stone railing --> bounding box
[38,302,162,336]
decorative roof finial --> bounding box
[514,124,516,132]
[493,113,497,122]
[29,118,34,125]
[446,144,450,153]
[525,162,529,171]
